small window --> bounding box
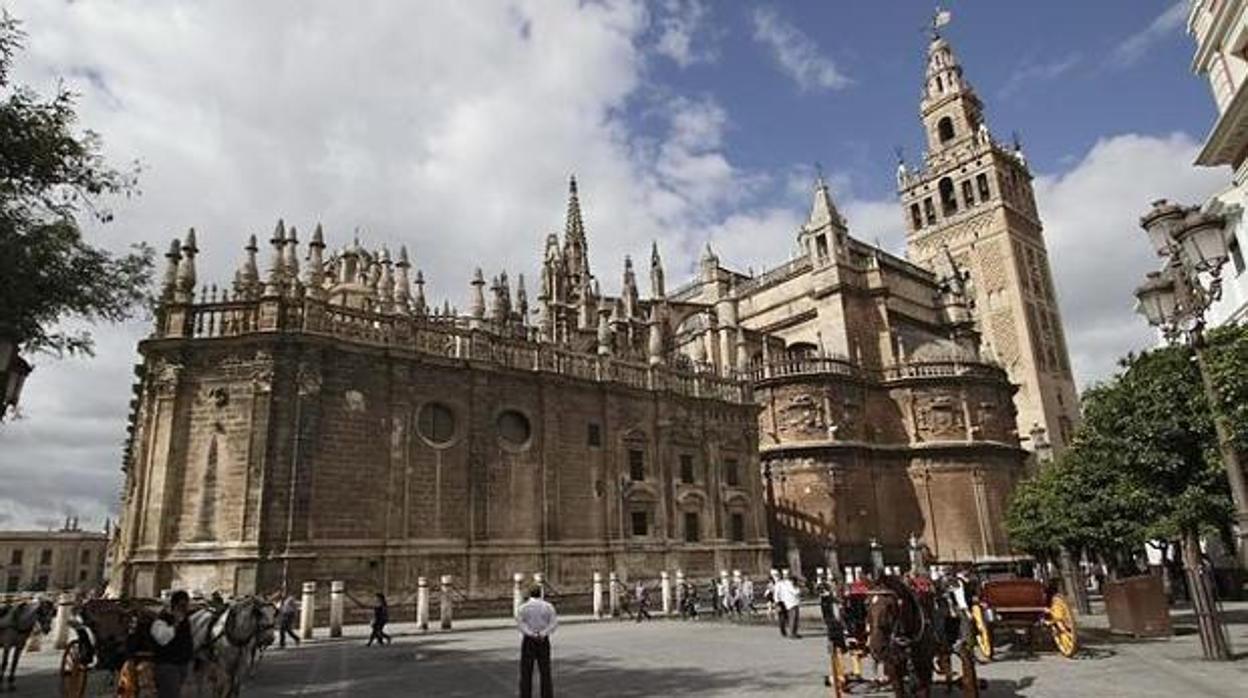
[815,234,829,259]
[35,574,49,590]
[976,173,990,201]
[910,204,923,230]
[938,116,955,142]
[78,569,88,582]
[724,458,740,487]
[9,550,22,565]
[938,177,958,216]
[631,511,648,537]
[4,575,17,592]
[961,180,975,207]
[923,198,936,225]
[39,549,52,566]
[730,513,746,542]
[684,512,700,542]
[1230,236,1245,275]
[417,402,456,446]
[587,422,602,447]
[80,549,90,565]
[497,410,532,447]
[679,454,695,484]
[628,449,645,481]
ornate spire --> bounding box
[283,225,301,295]
[237,234,260,298]
[264,219,286,297]
[413,269,427,316]
[393,244,412,314]
[175,228,198,302]
[515,274,528,326]
[807,175,846,233]
[470,267,486,324]
[378,247,395,314]
[305,225,326,299]
[622,255,639,319]
[597,302,613,356]
[647,307,663,366]
[160,238,181,301]
[563,175,590,283]
[650,241,665,298]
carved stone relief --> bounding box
[913,392,965,441]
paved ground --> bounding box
[11,603,1248,696]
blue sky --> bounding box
[1,0,1232,529]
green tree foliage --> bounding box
[1204,323,1248,452]
[0,12,152,356]
[1006,327,1245,568]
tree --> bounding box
[0,12,152,358]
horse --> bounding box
[0,598,55,692]
[866,576,937,698]
[188,596,277,697]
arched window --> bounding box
[938,116,955,143]
[938,177,958,216]
[196,437,218,541]
[923,198,936,225]
[935,76,944,93]
[910,203,923,230]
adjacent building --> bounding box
[0,518,108,593]
[1189,0,1248,326]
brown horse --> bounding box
[866,576,936,698]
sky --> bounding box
[0,0,1233,530]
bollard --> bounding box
[329,581,345,638]
[660,571,672,616]
[416,577,430,632]
[52,593,73,650]
[674,570,685,615]
[533,572,545,599]
[608,572,620,618]
[439,575,453,630]
[592,572,604,619]
[299,581,317,639]
[513,573,526,617]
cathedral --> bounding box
[112,28,1075,596]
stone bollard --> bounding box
[660,571,672,616]
[674,570,685,615]
[329,581,345,638]
[416,577,430,632]
[608,572,620,618]
[533,572,545,598]
[513,573,526,617]
[299,581,316,639]
[439,575,453,630]
[52,593,73,650]
[592,572,604,619]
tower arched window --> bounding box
[936,76,944,93]
[938,177,958,216]
[910,203,923,230]
[923,198,936,225]
[938,117,955,143]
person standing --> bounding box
[741,576,756,615]
[150,590,194,698]
[633,581,652,622]
[277,592,300,648]
[517,586,557,698]
[777,575,802,638]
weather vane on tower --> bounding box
[931,6,952,36]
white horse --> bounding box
[189,597,277,698]
[0,599,54,692]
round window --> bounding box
[417,402,456,446]
[497,410,532,448]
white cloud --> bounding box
[1110,2,1188,69]
[998,52,1082,99]
[750,7,850,92]
[653,0,716,68]
[0,0,773,528]
[1034,132,1226,387]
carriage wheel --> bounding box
[1048,594,1078,658]
[116,659,140,698]
[59,640,88,698]
[971,605,993,662]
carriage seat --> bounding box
[979,579,1048,612]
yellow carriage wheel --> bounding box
[59,640,88,698]
[1048,594,1078,658]
[971,605,993,662]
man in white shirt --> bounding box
[777,576,802,639]
[516,586,557,698]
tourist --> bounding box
[367,593,392,646]
[150,590,193,698]
[517,586,557,698]
[633,580,652,622]
[776,574,802,638]
[277,593,300,648]
[680,581,699,619]
[708,578,721,617]
[741,576,756,614]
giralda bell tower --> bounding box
[898,24,1080,453]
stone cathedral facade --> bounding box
[114,29,1074,594]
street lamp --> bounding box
[1134,199,1244,660]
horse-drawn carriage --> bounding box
[60,598,163,697]
[969,577,1078,660]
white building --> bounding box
[1189,0,1248,326]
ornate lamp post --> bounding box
[1134,199,1243,660]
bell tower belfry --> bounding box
[899,25,1079,454]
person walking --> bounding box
[517,586,557,698]
[741,576,756,615]
[633,581,652,622]
[777,574,802,638]
[277,592,300,648]
[368,593,392,646]
[150,590,194,698]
